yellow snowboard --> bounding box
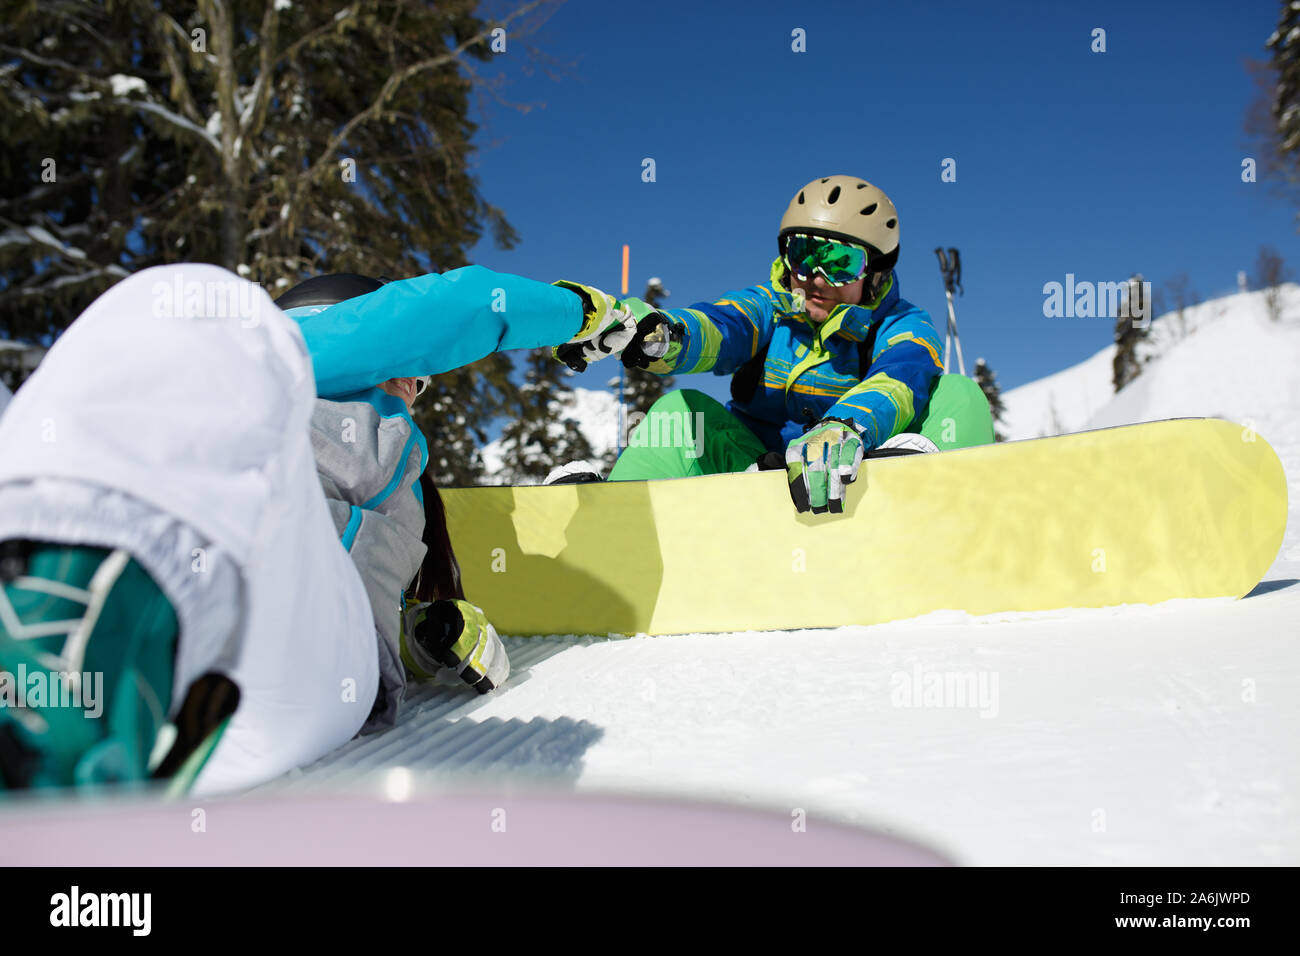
[441,419,1288,636]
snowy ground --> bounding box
[262,285,1300,866]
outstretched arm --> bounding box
[620,285,780,376]
[287,266,585,398]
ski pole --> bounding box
[934,247,966,376]
[944,289,965,376]
[618,244,628,434]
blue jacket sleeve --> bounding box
[284,266,584,398]
[822,306,944,448]
[655,284,779,376]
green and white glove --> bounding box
[400,598,509,694]
[552,280,637,372]
[618,297,685,375]
[784,418,866,515]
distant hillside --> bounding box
[1001,285,1300,441]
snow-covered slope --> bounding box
[998,344,1117,440]
[1087,289,1300,443]
[1001,285,1300,440]
[267,283,1300,865]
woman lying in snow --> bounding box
[0,262,630,795]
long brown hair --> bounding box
[411,472,465,602]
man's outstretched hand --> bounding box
[619,310,684,374]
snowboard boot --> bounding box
[0,539,238,794]
[746,451,786,472]
[544,461,604,485]
[869,433,940,458]
[746,432,937,473]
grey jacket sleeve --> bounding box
[311,394,427,731]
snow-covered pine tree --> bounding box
[1266,0,1300,225]
[416,353,520,486]
[497,350,595,483]
[1112,273,1149,392]
[0,2,166,343]
[0,0,551,484]
[972,358,1007,442]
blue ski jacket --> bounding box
[648,259,945,451]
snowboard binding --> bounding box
[0,541,179,792]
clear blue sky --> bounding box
[467,0,1297,401]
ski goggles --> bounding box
[782,233,871,286]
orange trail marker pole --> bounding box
[618,244,629,411]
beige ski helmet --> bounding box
[778,175,901,276]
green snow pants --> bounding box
[608,374,994,481]
[914,372,996,449]
[608,389,766,480]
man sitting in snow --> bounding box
[562,175,994,514]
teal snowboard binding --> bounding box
[0,540,202,792]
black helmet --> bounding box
[273,273,386,310]
[277,272,431,404]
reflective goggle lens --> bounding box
[783,234,869,286]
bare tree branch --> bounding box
[293,0,548,194]
[243,0,282,140]
[0,42,84,74]
[130,98,222,153]
[273,2,362,66]
[153,14,205,125]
